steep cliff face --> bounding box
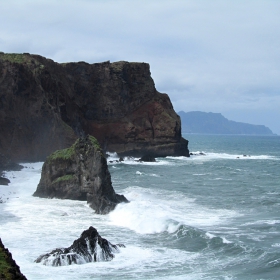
[33,136,128,214]
[0,52,189,162]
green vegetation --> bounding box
[47,146,75,162]
[47,135,101,163]
[0,246,14,280]
[88,135,101,150]
[0,52,27,64]
[52,174,74,184]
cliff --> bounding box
[0,238,27,280]
[178,111,275,135]
[33,135,128,214]
[0,52,189,163]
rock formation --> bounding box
[0,52,189,163]
[33,135,128,214]
[0,153,23,185]
[0,238,27,279]
[35,226,124,266]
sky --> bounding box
[1,0,280,134]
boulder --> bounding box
[35,226,125,266]
[33,135,128,214]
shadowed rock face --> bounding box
[0,52,189,162]
[35,226,125,266]
[33,135,128,214]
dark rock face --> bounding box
[0,52,189,162]
[0,238,27,279]
[35,226,124,266]
[0,153,23,185]
[33,135,128,214]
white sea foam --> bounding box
[108,186,240,234]
[168,152,277,161]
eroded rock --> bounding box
[35,226,125,266]
[33,135,128,214]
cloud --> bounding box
[0,0,279,133]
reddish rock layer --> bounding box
[0,52,189,162]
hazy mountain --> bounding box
[178,111,275,135]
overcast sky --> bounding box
[1,0,280,134]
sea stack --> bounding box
[33,135,128,214]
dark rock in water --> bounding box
[35,226,125,266]
[0,153,24,185]
[189,152,206,156]
[0,177,10,186]
[33,135,128,214]
[0,238,27,279]
[0,153,24,172]
[139,155,156,162]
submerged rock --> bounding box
[33,135,128,214]
[139,155,156,162]
[35,226,125,266]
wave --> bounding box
[167,152,278,161]
[108,186,240,235]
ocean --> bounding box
[0,134,280,280]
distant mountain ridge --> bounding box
[178,111,275,135]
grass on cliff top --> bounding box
[0,52,27,63]
[0,52,45,71]
[88,135,101,150]
[0,247,14,280]
[47,135,101,162]
[47,146,75,162]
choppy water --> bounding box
[0,134,280,279]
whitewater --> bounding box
[0,134,280,279]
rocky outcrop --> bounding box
[0,52,189,162]
[0,154,23,185]
[0,238,27,279]
[33,135,128,214]
[35,226,124,266]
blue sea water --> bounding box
[0,134,280,279]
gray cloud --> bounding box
[1,0,279,133]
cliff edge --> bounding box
[0,52,189,162]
